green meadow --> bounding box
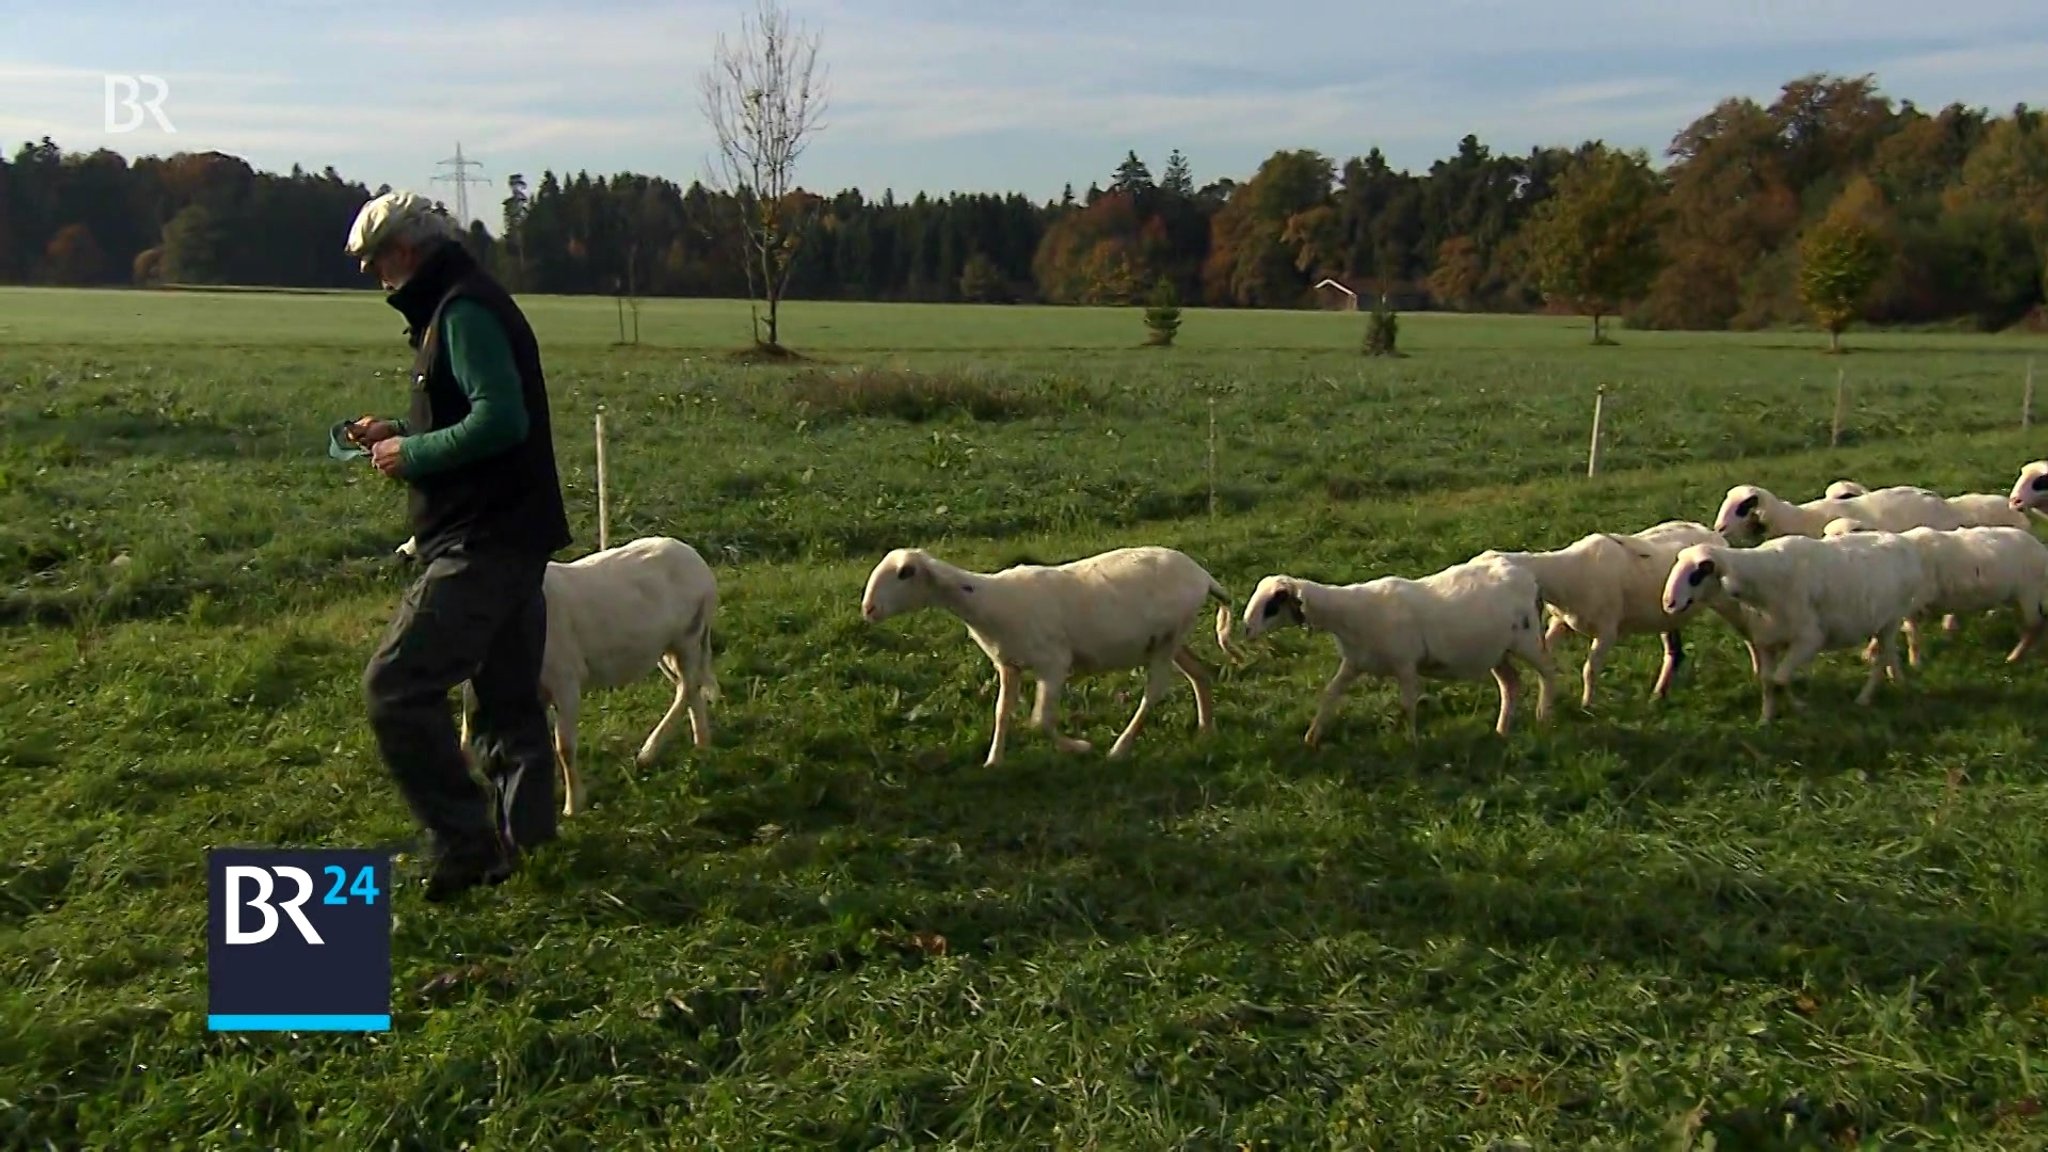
[4,286,2047,1148]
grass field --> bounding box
[5,286,2048,1148]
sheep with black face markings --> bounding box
[1238,552,1558,744]
[1715,482,1965,545]
[1660,532,1932,722]
[1478,519,1730,709]
[859,544,1239,767]
[2008,461,2048,515]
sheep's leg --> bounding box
[1396,669,1423,744]
[457,680,478,751]
[984,662,1022,768]
[1900,615,1926,670]
[1491,660,1522,736]
[2005,603,2043,663]
[1515,627,1559,723]
[1769,630,1826,707]
[1858,628,1902,705]
[1303,658,1362,747]
[635,654,694,768]
[1753,643,1779,723]
[553,693,585,818]
[1171,646,1217,734]
[1651,631,1684,700]
[1030,671,1093,755]
[1108,657,1177,759]
[1542,614,1573,652]
[1579,633,1613,709]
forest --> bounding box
[1,71,2044,333]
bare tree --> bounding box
[698,0,828,352]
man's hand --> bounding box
[372,436,408,477]
[348,418,403,446]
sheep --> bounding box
[457,535,719,817]
[1716,482,1966,635]
[1715,482,1965,545]
[1824,478,2030,529]
[1238,553,1558,744]
[1477,519,1728,709]
[858,545,1239,767]
[2008,461,2048,515]
[1814,519,2048,666]
[1660,533,1931,722]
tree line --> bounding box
[1,71,2043,333]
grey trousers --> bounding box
[363,542,558,859]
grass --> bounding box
[4,288,2048,1148]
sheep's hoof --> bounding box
[1054,737,1093,754]
[1302,728,1322,748]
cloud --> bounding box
[4,0,2047,202]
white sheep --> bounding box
[859,544,1239,767]
[1823,478,2029,529]
[458,535,719,817]
[1479,519,1729,709]
[1715,482,1964,545]
[1660,533,1931,722]
[2008,461,2048,515]
[1816,519,2048,666]
[1238,553,1558,743]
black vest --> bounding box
[386,241,573,563]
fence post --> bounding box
[595,406,610,552]
[1587,386,1606,477]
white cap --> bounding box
[344,190,451,271]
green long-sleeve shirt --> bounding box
[394,299,529,476]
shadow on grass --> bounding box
[536,662,2047,1009]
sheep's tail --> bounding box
[1206,574,1241,660]
[670,595,721,703]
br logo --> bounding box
[207,849,393,1031]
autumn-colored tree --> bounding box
[1521,145,1667,342]
[1201,149,1335,306]
[1425,235,1483,309]
[42,223,104,284]
[1798,176,1896,352]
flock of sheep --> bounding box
[404,459,2048,819]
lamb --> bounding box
[457,535,719,817]
[1238,553,1558,744]
[1813,518,2048,666]
[1479,519,1727,709]
[858,544,1239,767]
[1660,533,1931,722]
[1824,479,2030,529]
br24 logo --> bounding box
[224,863,381,945]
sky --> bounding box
[4,0,2048,229]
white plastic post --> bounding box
[1587,386,1606,477]
[594,406,610,552]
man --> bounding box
[342,190,573,902]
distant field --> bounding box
[4,287,2047,1147]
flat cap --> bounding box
[344,190,445,271]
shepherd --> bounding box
[341,190,573,902]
